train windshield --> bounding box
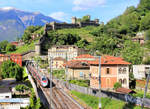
[42,78,47,81]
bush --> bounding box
[15,84,29,93]
[0,60,23,81]
[69,80,90,87]
[6,44,16,52]
[114,82,122,90]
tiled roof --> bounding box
[75,54,94,58]
[116,87,135,94]
[65,60,90,69]
[89,55,131,65]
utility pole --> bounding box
[65,52,68,88]
[141,72,150,109]
[49,57,53,109]
[98,56,102,109]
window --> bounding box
[5,96,9,98]
[119,79,122,84]
[145,67,150,73]
[123,68,127,74]
[119,68,122,74]
[106,68,110,74]
[80,72,84,77]
[123,79,127,85]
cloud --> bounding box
[49,12,70,22]
[72,0,106,11]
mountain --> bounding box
[0,7,60,42]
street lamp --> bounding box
[98,56,101,109]
[141,71,150,109]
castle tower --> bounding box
[95,19,99,24]
[72,17,77,24]
[35,41,41,56]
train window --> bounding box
[42,78,46,81]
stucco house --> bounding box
[89,55,131,89]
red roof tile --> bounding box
[89,55,131,65]
[116,87,135,94]
[65,60,90,69]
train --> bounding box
[26,61,49,87]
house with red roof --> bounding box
[0,54,22,67]
[65,54,131,89]
[65,54,94,79]
[89,55,131,89]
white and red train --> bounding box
[26,61,49,87]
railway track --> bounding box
[41,84,83,109]
[27,64,83,109]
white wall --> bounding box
[0,93,12,99]
[133,65,150,80]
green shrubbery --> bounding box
[71,90,147,109]
[114,82,122,90]
[15,84,29,93]
[0,60,23,81]
[69,80,90,87]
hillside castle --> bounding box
[35,15,100,55]
[45,15,100,31]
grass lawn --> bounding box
[69,80,90,87]
[71,90,149,109]
[7,41,35,54]
[132,90,150,99]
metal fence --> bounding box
[57,79,150,108]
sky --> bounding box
[0,0,140,23]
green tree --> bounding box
[15,84,29,93]
[140,12,150,30]
[6,44,16,52]
[129,73,136,89]
[121,40,143,65]
[138,0,150,15]
[76,39,89,48]
[81,15,90,22]
[114,82,122,90]
[0,40,9,52]
[22,26,42,44]
[0,60,23,81]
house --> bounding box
[133,65,150,80]
[48,45,87,61]
[65,54,95,79]
[53,57,66,69]
[0,54,10,63]
[89,55,130,89]
[0,54,22,66]
[132,32,145,45]
[0,87,12,99]
[66,60,90,80]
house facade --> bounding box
[0,54,22,66]
[89,56,130,89]
[53,57,66,70]
[48,45,87,61]
[65,54,95,80]
[66,60,90,80]
[133,65,150,80]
